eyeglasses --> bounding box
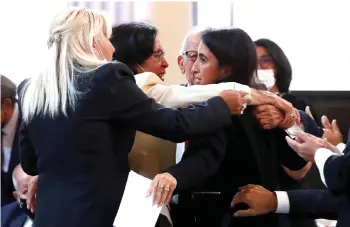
[153,50,166,62]
[182,51,198,62]
[257,55,274,69]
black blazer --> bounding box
[168,106,308,227]
[323,126,350,196]
[287,189,350,227]
[18,62,233,227]
[1,201,28,227]
[1,119,20,206]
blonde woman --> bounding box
[18,8,252,227]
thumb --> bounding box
[305,106,314,120]
[234,208,255,217]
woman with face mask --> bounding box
[255,38,323,227]
[255,38,320,122]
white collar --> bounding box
[3,103,19,137]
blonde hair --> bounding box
[21,8,111,123]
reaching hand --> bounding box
[254,105,297,130]
[253,105,284,129]
[147,173,177,207]
[321,115,343,146]
[286,131,325,162]
[231,184,277,217]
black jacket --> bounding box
[18,62,233,227]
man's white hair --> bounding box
[179,26,206,55]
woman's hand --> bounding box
[321,115,343,146]
[253,105,284,129]
[249,90,299,124]
[147,173,177,207]
[254,105,297,129]
[27,175,38,212]
[219,90,247,115]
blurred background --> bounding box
[0,0,349,138]
[0,0,349,89]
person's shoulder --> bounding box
[1,201,21,218]
[93,61,134,82]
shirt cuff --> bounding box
[315,148,337,187]
[274,191,290,213]
[336,143,346,153]
[286,123,305,139]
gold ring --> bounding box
[290,113,295,119]
[164,187,170,191]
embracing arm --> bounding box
[165,129,227,192]
[136,72,294,115]
[108,63,232,143]
[135,72,250,107]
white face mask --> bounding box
[256,69,275,90]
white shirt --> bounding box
[23,217,33,227]
[175,142,185,164]
[275,143,346,213]
[2,103,19,172]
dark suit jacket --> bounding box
[323,126,350,196]
[18,62,233,227]
[287,189,350,227]
[1,201,27,227]
[167,103,308,227]
[1,119,20,206]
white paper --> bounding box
[113,171,162,227]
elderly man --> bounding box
[1,75,20,206]
[177,27,203,86]
[1,164,35,227]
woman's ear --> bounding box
[222,66,232,76]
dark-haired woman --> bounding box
[162,28,309,227]
[110,22,169,81]
[255,38,324,227]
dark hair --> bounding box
[110,22,158,74]
[201,28,258,87]
[254,38,292,93]
[1,75,16,103]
